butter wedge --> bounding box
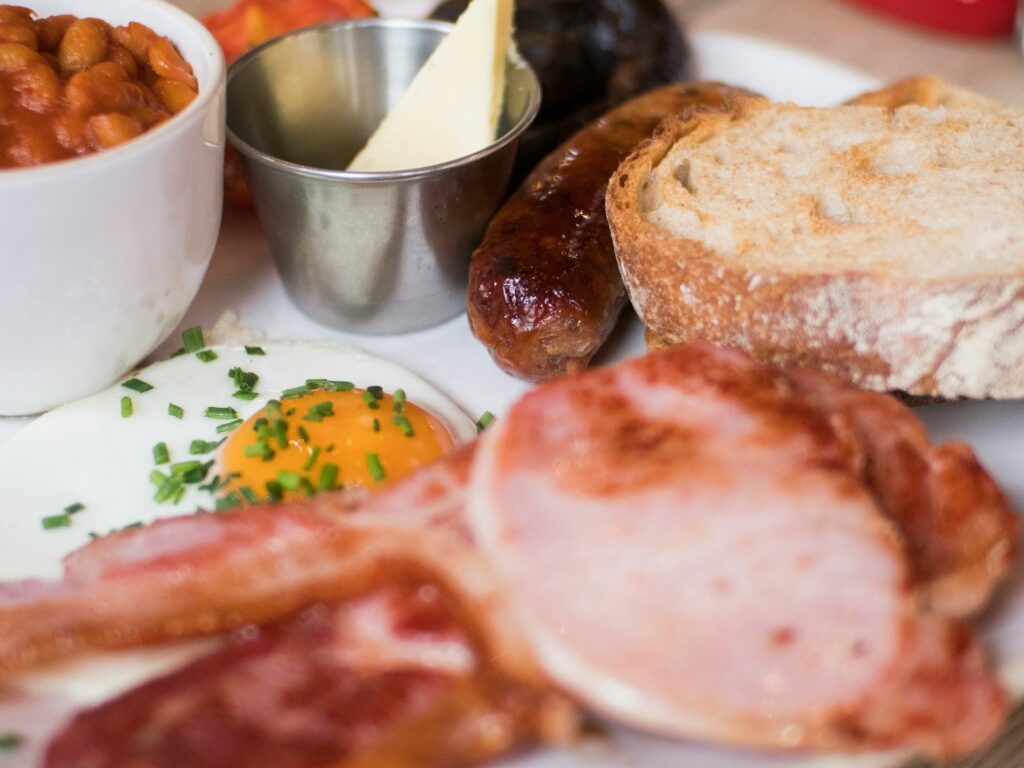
[348,0,514,172]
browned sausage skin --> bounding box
[467,82,753,381]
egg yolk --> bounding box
[219,389,455,500]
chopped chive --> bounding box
[205,406,239,420]
[392,415,414,437]
[303,446,321,472]
[305,379,326,390]
[171,459,203,475]
[366,452,385,483]
[216,493,241,511]
[326,443,335,453]
[272,420,288,449]
[122,521,144,531]
[150,469,168,487]
[229,367,259,393]
[153,442,170,465]
[63,502,85,515]
[285,408,296,416]
[122,378,153,393]
[297,426,310,443]
[121,396,133,418]
[196,349,218,363]
[169,347,186,358]
[245,345,265,356]
[476,411,496,432]
[372,418,380,432]
[277,471,301,491]
[244,443,275,461]
[324,380,354,392]
[168,403,184,419]
[300,477,316,497]
[318,463,338,491]
[281,385,310,400]
[154,474,184,503]
[172,484,187,503]
[182,326,205,353]
[198,476,221,493]
[216,419,244,434]
[233,391,259,401]
[238,486,258,503]
[189,439,223,455]
[367,385,384,399]
[42,513,71,530]
[304,401,333,421]
[362,390,380,410]
[199,472,239,494]
[265,480,284,501]
[0,732,23,751]
[180,460,213,484]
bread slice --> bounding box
[847,75,1001,111]
[606,79,1024,399]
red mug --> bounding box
[846,0,1017,37]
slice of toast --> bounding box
[608,78,1024,399]
[847,75,1001,111]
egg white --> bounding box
[0,340,476,582]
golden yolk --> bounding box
[219,390,455,500]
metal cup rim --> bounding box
[225,17,543,182]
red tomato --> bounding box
[847,0,1016,37]
[203,0,378,65]
[204,0,377,204]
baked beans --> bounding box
[0,6,198,169]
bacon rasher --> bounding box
[0,344,1018,760]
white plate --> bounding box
[0,13,1022,768]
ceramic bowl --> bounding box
[0,0,225,415]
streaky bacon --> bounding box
[789,369,1019,618]
[44,582,574,768]
[467,342,1009,757]
[0,497,537,687]
[347,443,477,542]
[58,443,475,585]
[0,345,1015,761]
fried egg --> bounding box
[0,339,476,581]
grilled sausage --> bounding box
[467,82,751,381]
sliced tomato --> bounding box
[203,0,378,65]
[204,0,377,204]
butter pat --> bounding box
[348,0,514,172]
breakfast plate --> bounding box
[0,10,1022,768]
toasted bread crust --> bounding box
[847,75,1000,110]
[607,81,1024,399]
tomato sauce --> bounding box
[0,6,198,169]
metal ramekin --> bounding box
[226,19,541,334]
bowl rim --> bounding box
[0,0,226,184]
[225,17,543,183]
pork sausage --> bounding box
[468,82,752,381]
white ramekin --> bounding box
[0,0,226,415]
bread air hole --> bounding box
[815,188,852,224]
[674,160,697,193]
